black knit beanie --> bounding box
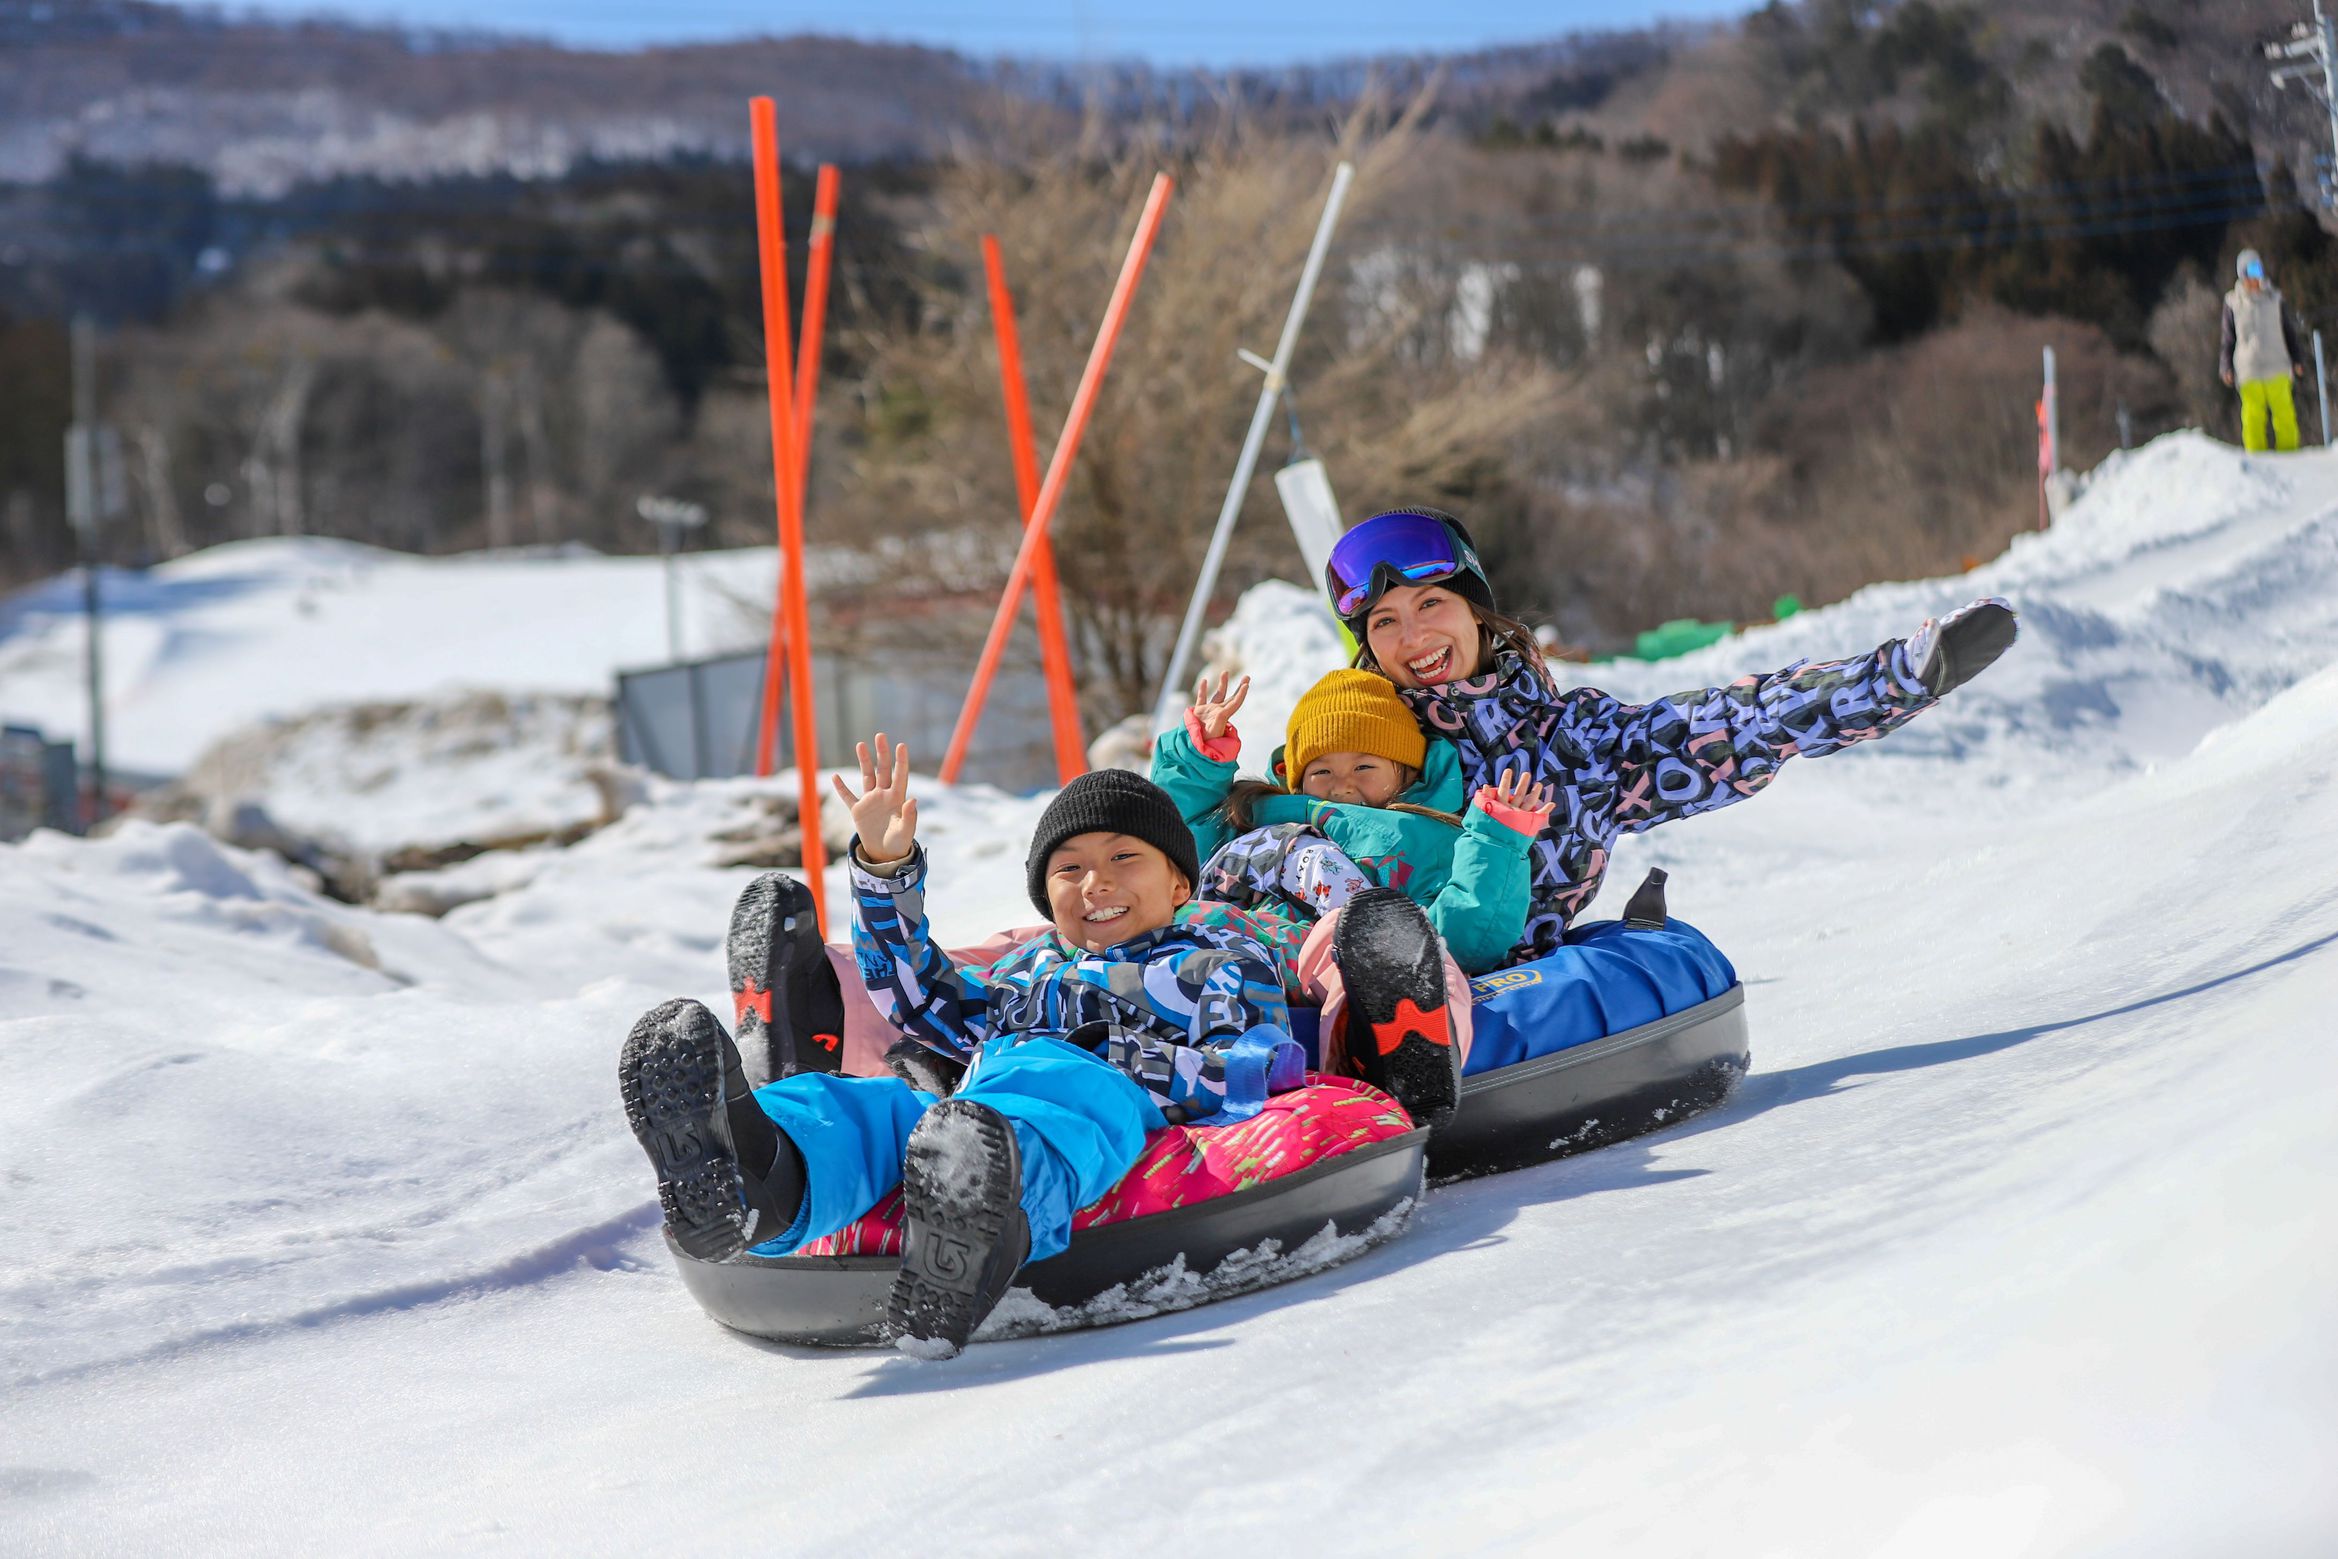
[1024,770,1201,917]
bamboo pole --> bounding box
[940,174,1174,785]
[982,235,1087,786]
[749,97,826,932]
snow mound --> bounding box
[1197,432,2338,802]
[1591,433,2338,790]
[0,537,781,775]
[169,689,615,855]
[0,770,1052,1390]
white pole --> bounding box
[2319,329,2332,446]
[68,315,110,823]
[1151,161,1355,732]
[2322,0,2338,202]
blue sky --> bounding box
[197,1,1757,67]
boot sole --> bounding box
[726,872,842,1083]
[619,999,755,1263]
[1336,891,1462,1131]
[887,1100,1028,1357]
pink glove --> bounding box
[1184,706,1241,764]
[1473,784,1554,838]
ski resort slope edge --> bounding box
[1,430,2335,1557]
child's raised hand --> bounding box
[1477,770,1556,832]
[1493,771,1554,817]
[1189,671,1250,742]
[831,733,919,864]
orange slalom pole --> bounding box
[750,96,827,932]
[750,115,797,782]
[940,173,1173,785]
[982,235,1087,786]
[793,164,839,490]
[753,169,836,772]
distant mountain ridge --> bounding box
[1,0,1698,196]
[0,0,1004,194]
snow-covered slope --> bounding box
[3,432,2335,1556]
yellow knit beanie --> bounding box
[1283,669,1427,787]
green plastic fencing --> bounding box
[1608,595,1804,665]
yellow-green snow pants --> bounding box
[2239,377,2301,453]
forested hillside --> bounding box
[4,0,2333,716]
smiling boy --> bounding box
[618,742,1342,1356]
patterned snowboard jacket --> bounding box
[1401,643,1937,964]
[850,845,1299,1122]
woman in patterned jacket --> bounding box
[1325,507,2019,968]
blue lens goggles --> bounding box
[1325,511,1469,619]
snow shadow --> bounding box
[831,1158,1709,1397]
[8,1203,665,1393]
[0,566,275,637]
[1702,924,2338,1130]
[744,928,2338,1390]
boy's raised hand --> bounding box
[831,733,919,864]
[1189,671,1251,742]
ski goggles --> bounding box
[1324,510,1477,620]
[2244,256,2266,280]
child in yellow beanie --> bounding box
[1278,668,1431,813]
[1151,667,1553,974]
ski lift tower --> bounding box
[2266,2,2338,207]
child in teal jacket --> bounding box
[1151,669,1551,975]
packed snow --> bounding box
[2,430,2335,1555]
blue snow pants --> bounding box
[742,1035,1167,1262]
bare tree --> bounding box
[828,96,1563,722]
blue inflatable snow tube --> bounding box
[1458,918,1737,1074]
[1285,918,1736,1070]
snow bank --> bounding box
[171,689,615,855]
[0,768,1055,1393]
[1200,433,2338,805]
[1593,434,2338,791]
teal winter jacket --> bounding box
[1149,724,1535,975]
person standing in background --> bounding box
[2220,248,2309,454]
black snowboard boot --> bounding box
[884,1035,967,1098]
[618,998,805,1262]
[1910,599,2018,698]
[1334,888,1463,1132]
[886,1099,1031,1358]
[726,871,846,1088]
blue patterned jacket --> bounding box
[849,845,1300,1122]
[1402,644,1936,962]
